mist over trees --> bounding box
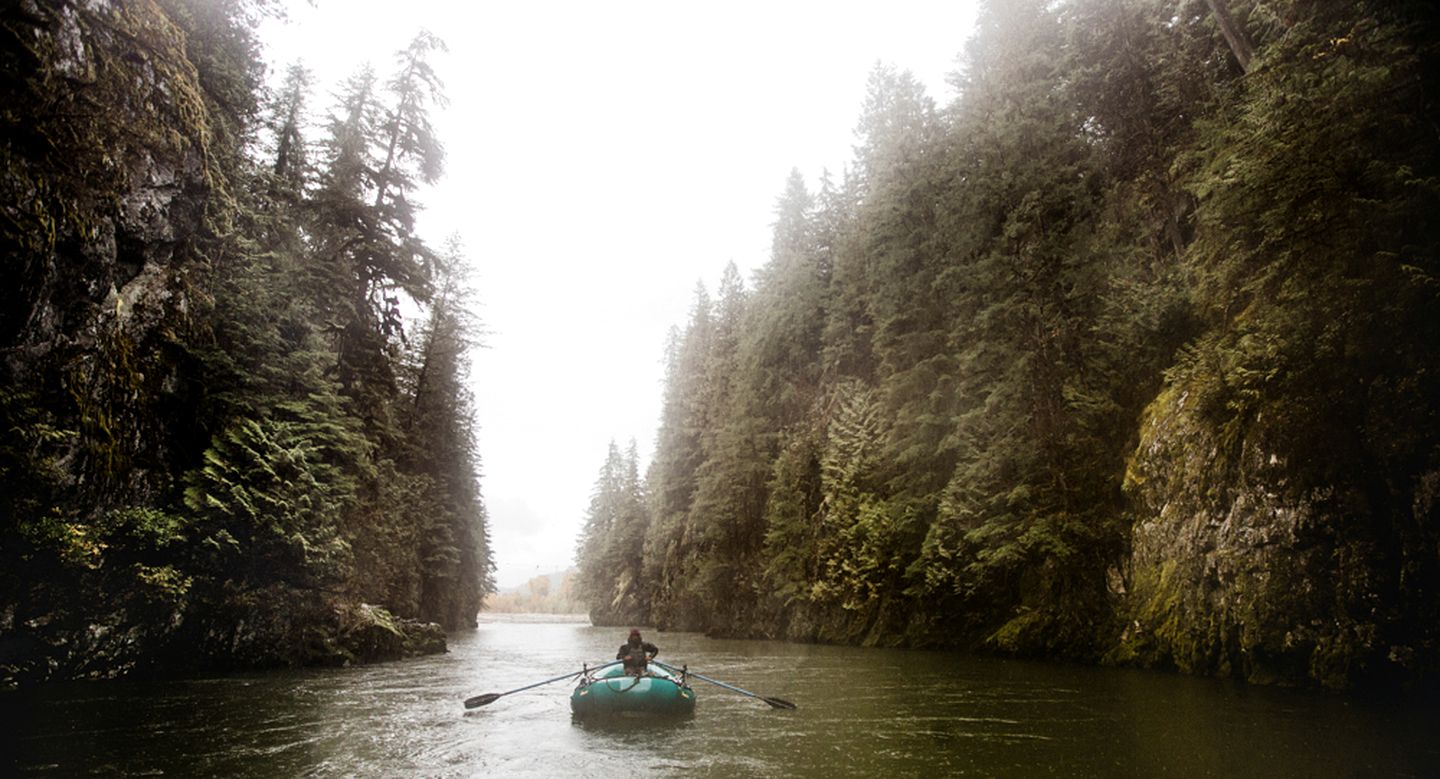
[485,571,585,615]
[575,0,1440,690]
[1,0,492,681]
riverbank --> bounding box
[0,588,446,688]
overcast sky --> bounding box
[259,1,980,589]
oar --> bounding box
[653,661,797,710]
[464,660,621,709]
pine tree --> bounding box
[306,33,447,432]
[642,286,715,627]
[391,237,494,626]
[269,62,313,190]
[577,441,649,625]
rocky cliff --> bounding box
[1117,375,1439,689]
[0,0,452,686]
[3,0,214,495]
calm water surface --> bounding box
[2,616,1436,777]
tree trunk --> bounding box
[1205,0,1255,73]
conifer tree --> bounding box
[269,62,313,189]
[306,32,446,430]
[577,442,649,625]
[581,0,1440,687]
[642,287,715,626]
[389,238,493,626]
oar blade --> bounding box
[761,696,797,710]
[463,693,502,709]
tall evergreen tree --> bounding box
[577,441,649,625]
[268,62,313,189]
[387,238,494,626]
[306,32,446,432]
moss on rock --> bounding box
[1114,366,1435,690]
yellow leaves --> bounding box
[1314,35,1353,61]
[64,523,108,569]
[18,518,109,570]
[133,563,192,598]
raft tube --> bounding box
[571,663,696,717]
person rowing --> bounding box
[616,629,659,676]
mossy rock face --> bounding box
[0,0,234,686]
[586,572,650,630]
[337,603,446,664]
[398,619,446,657]
[1113,382,1427,690]
[1,0,228,509]
[0,596,186,687]
[176,589,446,671]
[0,0,233,682]
[4,0,214,342]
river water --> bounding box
[3,615,1436,777]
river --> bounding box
[3,615,1436,777]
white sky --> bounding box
[258,0,980,589]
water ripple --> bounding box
[3,622,1438,777]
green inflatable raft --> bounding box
[570,663,696,717]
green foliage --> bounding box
[303,31,453,433]
[0,389,74,526]
[576,441,650,624]
[578,0,1440,683]
[392,239,493,625]
[0,1,495,685]
[98,506,188,552]
[760,429,823,604]
[184,418,353,584]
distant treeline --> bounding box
[1,0,492,682]
[485,571,585,615]
[577,0,1440,690]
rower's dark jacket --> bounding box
[616,640,659,664]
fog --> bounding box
[259,0,980,588]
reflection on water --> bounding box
[2,615,1437,777]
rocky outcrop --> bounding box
[185,590,446,671]
[1113,383,1438,689]
[587,570,650,629]
[0,580,187,684]
[1,0,218,504]
[0,0,223,687]
[0,586,447,687]
[339,603,447,663]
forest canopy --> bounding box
[1,0,493,682]
[576,0,1440,691]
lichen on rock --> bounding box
[1114,377,1426,689]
